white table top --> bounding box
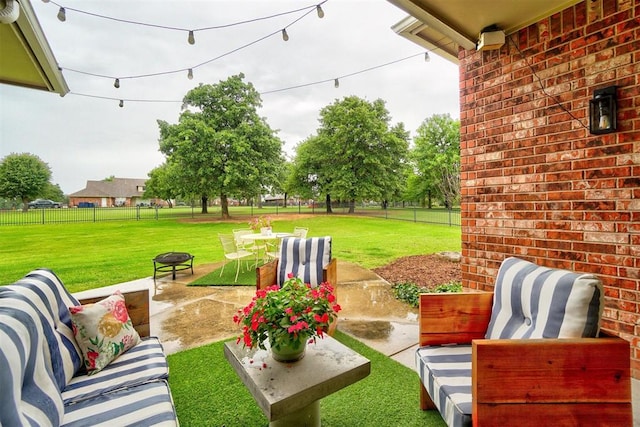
[240,232,292,241]
[224,335,370,422]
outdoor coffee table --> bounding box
[153,252,194,280]
[224,335,370,427]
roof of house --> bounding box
[69,178,147,198]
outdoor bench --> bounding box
[416,257,632,427]
[0,269,178,426]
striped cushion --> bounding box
[62,337,169,405]
[5,269,83,389]
[416,345,472,427]
[485,257,603,339]
[61,379,178,427]
[277,236,332,287]
[0,298,64,427]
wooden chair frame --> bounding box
[418,292,632,426]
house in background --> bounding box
[68,178,161,208]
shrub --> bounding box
[391,281,462,308]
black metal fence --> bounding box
[0,204,461,227]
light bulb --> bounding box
[316,5,324,18]
[57,7,66,22]
[424,52,430,62]
[187,69,193,80]
[281,29,289,41]
[598,113,611,129]
[188,30,195,45]
[334,78,339,88]
[42,0,50,3]
[119,100,124,108]
[114,78,120,88]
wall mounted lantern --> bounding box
[589,86,617,135]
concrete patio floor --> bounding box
[74,261,640,426]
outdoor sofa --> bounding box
[0,269,178,426]
[416,256,632,427]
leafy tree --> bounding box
[0,153,52,211]
[42,183,65,204]
[314,96,409,213]
[288,136,334,213]
[157,74,283,217]
[412,114,460,209]
[145,163,181,207]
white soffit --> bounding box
[388,0,583,63]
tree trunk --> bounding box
[22,197,29,212]
[348,199,355,214]
[200,195,208,214]
[283,192,288,208]
[325,194,332,214]
[221,194,230,219]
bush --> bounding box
[391,281,462,308]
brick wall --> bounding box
[459,0,640,377]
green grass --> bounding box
[167,331,446,427]
[190,264,256,286]
[0,215,460,293]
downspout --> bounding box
[0,0,20,24]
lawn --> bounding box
[0,214,460,293]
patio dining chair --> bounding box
[233,228,260,264]
[292,226,309,238]
[218,234,254,282]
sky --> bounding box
[0,0,459,195]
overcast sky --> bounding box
[0,0,459,194]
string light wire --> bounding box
[59,2,321,82]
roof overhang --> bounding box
[0,0,69,95]
[388,0,583,64]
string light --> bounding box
[187,69,193,80]
[187,30,195,45]
[70,45,449,104]
[114,78,120,88]
[281,29,289,41]
[334,78,339,88]
[43,1,328,34]
[57,7,66,22]
[119,100,124,107]
[424,52,430,62]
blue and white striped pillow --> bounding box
[276,237,332,288]
[485,257,603,339]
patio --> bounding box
[72,260,420,368]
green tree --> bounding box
[145,163,180,207]
[42,183,65,204]
[412,114,460,209]
[314,96,409,213]
[288,136,334,212]
[0,153,52,212]
[157,74,283,217]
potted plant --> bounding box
[233,274,341,362]
[248,215,272,235]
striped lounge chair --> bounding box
[0,269,178,426]
[415,257,631,427]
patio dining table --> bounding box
[240,232,293,263]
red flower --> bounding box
[112,300,129,323]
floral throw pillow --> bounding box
[69,291,140,375]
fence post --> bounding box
[155,205,159,220]
[414,208,417,222]
[136,206,140,220]
[448,208,452,226]
[41,209,45,225]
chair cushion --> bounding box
[416,345,472,427]
[485,257,603,339]
[61,379,178,427]
[0,296,65,427]
[62,337,168,405]
[3,269,83,390]
[277,236,331,287]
